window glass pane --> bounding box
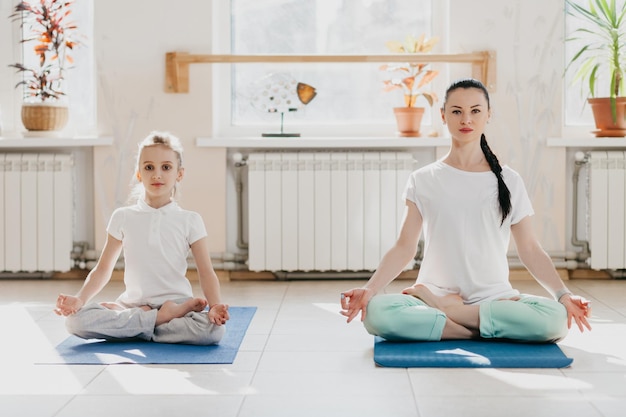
[229,0,433,132]
[19,0,95,134]
[66,0,95,134]
[564,0,612,127]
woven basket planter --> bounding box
[21,103,69,131]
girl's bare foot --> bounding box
[100,302,125,311]
[402,284,463,309]
[156,298,208,326]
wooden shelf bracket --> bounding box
[165,50,496,93]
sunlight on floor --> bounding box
[0,304,88,395]
[1,303,58,361]
[560,323,626,365]
[477,368,593,391]
[312,302,343,316]
[101,366,259,396]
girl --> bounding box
[55,131,229,345]
[340,79,591,342]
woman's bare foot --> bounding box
[402,284,463,309]
[155,298,208,326]
[404,284,481,331]
[441,318,479,340]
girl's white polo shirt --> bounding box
[107,199,207,307]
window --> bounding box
[213,0,444,137]
[563,0,617,128]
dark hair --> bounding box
[444,78,511,225]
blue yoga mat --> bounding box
[40,306,256,365]
[374,337,573,368]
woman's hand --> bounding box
[54,294,84,316]
[560,294,592,332]
[340,288,374,323]
[208,303,230,326]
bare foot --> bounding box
[100,302,125,311]
[156,298,208,326]
[402,284,463,309]
[441,318,479,340]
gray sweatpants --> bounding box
[65,298,225,345]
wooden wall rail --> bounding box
[164,50,496,93]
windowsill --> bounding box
[0,135,113,148]
[547,137,626,148]
[196,136,451,149]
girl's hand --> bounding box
[55,294,84,316]
[560,294,592,332]
[340,288,374,323]
[208,303,229,326]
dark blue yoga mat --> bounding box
[40,306,256,365]
[374,337,573,368]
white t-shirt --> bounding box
[403,160,534,304]
[107,199,207,306]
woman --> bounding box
[340,78,591,342]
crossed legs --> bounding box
[66,297,223,345]
[365,284,567,342]
[402,285,480,339]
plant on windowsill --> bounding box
[381,34,439,137]
[9,0,80,132]
[565,0,626,137]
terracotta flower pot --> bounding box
[588,97,626,137]
[21,102,69,131]
[393,107,425,137]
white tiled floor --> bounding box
[1,277,625,417]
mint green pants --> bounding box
[364,294,568,343]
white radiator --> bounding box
[0,153,73,273]
[247,151,416,272]
[589,151,626,270]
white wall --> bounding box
[447,0,567,252]
[92,0,226,252]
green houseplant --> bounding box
[381,34,439,137]
[9,0,80,131]
[566,0,626,136]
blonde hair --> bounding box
[128,131,184,203]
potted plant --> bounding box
[381,34,439,137]
[566,0,626,137]
[9,0,80,132]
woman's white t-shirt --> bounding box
[403,160,534,304]
[107,199,207,306]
